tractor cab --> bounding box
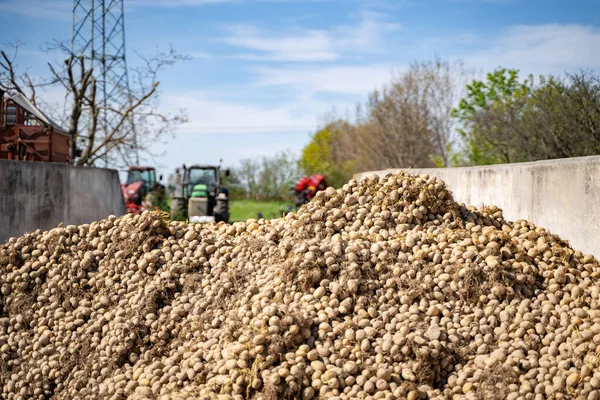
[180,164,230,223]
[126,167,157,194]
[122,166,164,213]
[185,166,218,200]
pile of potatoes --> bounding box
[1,171,599,400]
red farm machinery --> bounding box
[0,90,71,163]
[121,166,165,214]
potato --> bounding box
[0,172,598,399]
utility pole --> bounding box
[71,0,138,167]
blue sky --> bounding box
[1,0,599,175]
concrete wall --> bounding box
[354,156,600,257]
[0,160,125,243]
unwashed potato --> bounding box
[0,171,598,400]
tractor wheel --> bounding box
[214,210,229,224]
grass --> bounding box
[159,195,292,223]
[230,199,292,222]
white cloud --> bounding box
[465,24,600,75]
[223,25,338,62]
[334,11,400,52]
[221,11,400,62]
[150,64,396,147]
[232,52,338,61]
[253,64,396,95]
[162,91,318,134]
[0,0,71,19]
[169,23,600,142]
[417,32,479,48]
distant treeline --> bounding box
[227,59,600,200]
[224,151,301,201]
[301,60,600,187]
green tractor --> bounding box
[170,164,230,223]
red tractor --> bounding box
[121,166,164,214]
[293,174,329,207]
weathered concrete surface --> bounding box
[354,156,600,257]
[0,160,125,244]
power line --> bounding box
[72,0,137,166]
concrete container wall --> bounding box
[0,160,125,244]
[353,156,600,257]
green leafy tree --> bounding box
[523,71,600,159]
[300,122,355,188]
[453,68,600,165]
[452,68,533,165]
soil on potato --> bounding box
[0,171,598,400]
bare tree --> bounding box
[300,58,471,181]
[46,42,188,167]
[419,58,470,167]
[1,40,188,167]
[0,41,39,105]
[46,55,95,163]
[353,68,438,171]
[349,58,469,171]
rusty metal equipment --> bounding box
[0,90,71,163]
